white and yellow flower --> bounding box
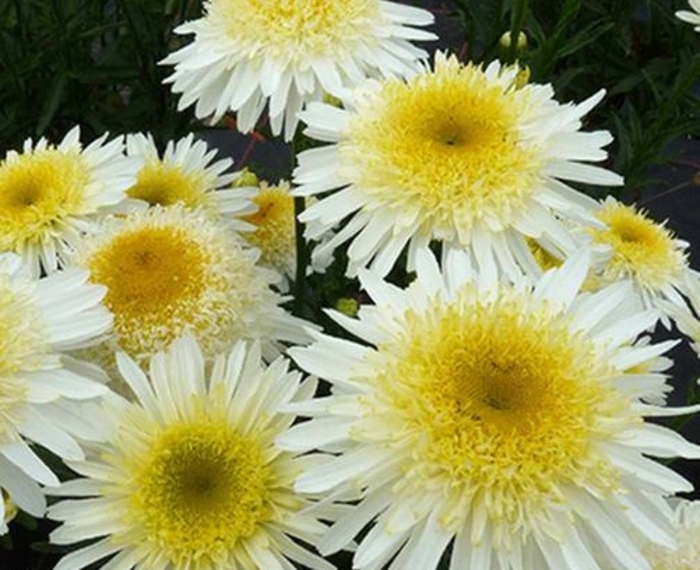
[126,132,256,229]
[294,52,622,277]
[280,248,700,570]
[48,334,333,570]
[69,205,310,369]
[0,253,112,534]
[242,180,297,283]
[0,127,138,277]
[161,0,436,140]
[587,197,695,318]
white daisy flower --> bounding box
[69,205,310,371]
[48,334,334,570]
[294,51,622,278]
[161,0,436,140]
[587,197,695,320]
[125,132,256,229]
[0,253,112,533]
[0,126,138,277]
[642,499,700,569]
[677,0,700,31]
[279,248,700,570]
[242,180,298,285]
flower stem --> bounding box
[291,130,309,317]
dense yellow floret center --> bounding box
[371,289,632,539]
[211,0,379,61]
[128,162,207,209]
[0,149,89,250]
[343,58,542,237]
[130,419,272,564]
[592,202,686,290]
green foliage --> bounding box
[0,0,203,153]
[452,0,700,193]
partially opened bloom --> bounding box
[69,205,309,370]
[125,132,255,228]
[161,0,436,140]
[676,0,700,31]
[587,197,695,318]
[48,334,333,570]
[295,52,622,277]
[0,254,111,533]
[0,126,137,277]
[280,249,700,570]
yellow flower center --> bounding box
[243,184,295,271]
[88,225,207,354]
[0,276,46,441]
[591,202,686,290]
[0,149,89,250]
[344,57,542,237]
[129,419,272,564]
[128,162,207,210]
[370,289,632,541]
[81,208,264,360]
[211,0,379,62]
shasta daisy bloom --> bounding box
[294,51,622,277]
[279,249,700,570]
[242,180,297,284]
[48,334,334,570]
[126,132,256,229]
[70,205,309,371]
[588,197,695,317]
[642,499,700,569]
[0,126,138,277]
[161,0,436,141]
[0,253,112,533]
[676,0,700,31]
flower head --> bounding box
[588,197,693,315]
[0,253,111,533]
[48,335,333,570]
[70,205,309,368]
[161,0,436,140]
[0,127,137,276]
[295,52,622,277]
[280,249,700,570]
[242,180,297,283]
[676,0,700,31]
[126,132,256,229]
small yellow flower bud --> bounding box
[499,30,528,52]
[335,297,359,317]
[231,167,259,188]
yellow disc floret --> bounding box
[344,55,542,238]
[591,201,687,291]
[127,161,208,210]
[0,149,89,252]
[367,287,634,545]
[126,417,272,565]
[243,181,296,276]
[211,0,380,62]
[79,206,267,360]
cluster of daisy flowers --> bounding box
[3,1,700,569]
